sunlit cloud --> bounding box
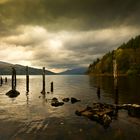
[0,42,33,66]
[0,25,139,72]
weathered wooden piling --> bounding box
[0,77,3,86]
[51,82,54,92]
[6,67,20,98]
[26,66,29,92]
[12,67,16,90]
[41,67,46,94]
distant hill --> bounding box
[0,61,55,75]
[59,67,87,75]
[87,35,140,76]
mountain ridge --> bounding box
[0,61,55,75]
[58,67,87,75]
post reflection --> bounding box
[114,78,119,118]
[26,92,29,106]
[114,78,119,105]
[42,94,47,106]
[97,86,101,100]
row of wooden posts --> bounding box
[1,66,54,94]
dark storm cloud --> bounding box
[0,0,140,35]
[0,0,140,71]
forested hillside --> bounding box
[87,35,140,75]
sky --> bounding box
[0,0,140,72]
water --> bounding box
[0,75,140,140]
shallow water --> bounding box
[0,75,140,140]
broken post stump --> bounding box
[26,66,29,92]
[51,81,54,92]
[6,67,20,98]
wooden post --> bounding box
[51,82,54,92]
[41,67,46,94]
[26,66,29,92]
[0,77,3,86]
[5,77,7,83]
[12,67,16,90]
[5,67,20,98]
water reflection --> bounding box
[0,75,140,140]
[89,76,140,104]
[97,86,101,100]
[26,92,29,105]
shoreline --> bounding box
[88,73,140,77]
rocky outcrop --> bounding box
[75,103,140,128]
[51,98,64,107]
[71,97,81,104]
[75,103,116,128]
[6,89,20,98]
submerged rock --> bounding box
[71,97,81,104]
[52,97,58,101]
[62,98,70,102]
[51,97,64,107]
[102,114,112,128]
[6,89,20,98]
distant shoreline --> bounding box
[88,73,140,77]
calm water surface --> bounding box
[0,75,140,140]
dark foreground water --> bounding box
[0,75,140,140]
